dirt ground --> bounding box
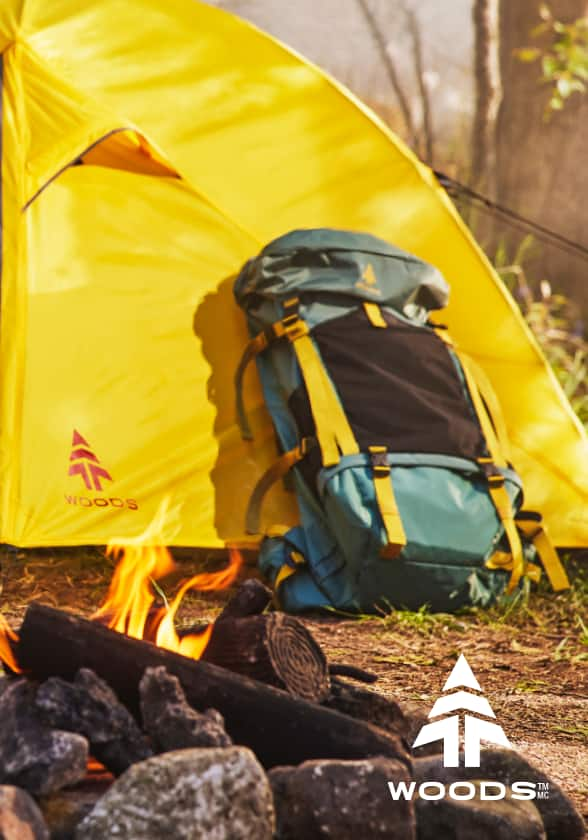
[1,547,586,822]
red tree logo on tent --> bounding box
[68,430,113,491]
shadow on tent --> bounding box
[192,275,278,565]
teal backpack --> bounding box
[234,229,569,614]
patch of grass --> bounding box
[494,237,587,430]
[344,558,588,660]
[515,678,549,692]
[373,653,436,667]
[322,603,454,634]
[369,603,469,636]
[552,724,588,741]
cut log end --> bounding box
[202,613,330,703]
[267,613,330,703]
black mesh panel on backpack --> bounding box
[287,306,486,490]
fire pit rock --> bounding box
[416,782,546,840]
[77,746,275,840]
[0,679,88,796]
[139,666,232,752]
[269,757,416,839]
[35,668,152,776]
[0,785,49,840]
[414,750,586,840]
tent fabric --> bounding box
[0,0,586,548]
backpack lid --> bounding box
[234,228,449,314]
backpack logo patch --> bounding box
[412,654,511,767]
[68,429,113,492]
[355,262,382,295]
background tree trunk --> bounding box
[496,0,588,316]
[471,0,501,196]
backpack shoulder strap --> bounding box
[435,328,525,593]
[235,298,358,466]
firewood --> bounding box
[176,578,271,640]
[201,613,330,702]
[16,604,410,770]
[217,579,272,620]
[324,677,408,740]
[328,664,378,684]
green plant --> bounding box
[515,3,588,115]
[494,238,588,429]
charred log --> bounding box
[217,579,272,620]
[201,613,330,703]
[328,664,378,684]
[324,677,409,741]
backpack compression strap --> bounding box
[368,446,407,556]
[235,298,358,466]
[460,357,525,594]
[515,512,570,591]
[434,328,525,592]
[245,438,316,534]
[459,352,568,592]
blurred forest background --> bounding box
[209,0,588,427]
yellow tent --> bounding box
[0,0,586,548]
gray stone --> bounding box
[77,746,275,840]
[0,679,88,796]
[0,677,16,699]
[416,781,546,839]
[36,668,152,775]
[139,666,232,752]
[269,757,416,839]
[414,750,585,840]
[0,785,49,840]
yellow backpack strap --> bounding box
[460,353,513,465]
[486,549,542,583]
[277,298,358,466]
[477,465,524,595]
[274,550,306,590]
[245,438,315,534]
[459,357,525,593]
[432,326,525,591]
[235,298,358,466]
[368,446,406,557]
[363,301,388,328]
[516,513,570,592]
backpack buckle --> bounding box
[281,315,309,341]
[368,445,390,476]
[298,436,316,457]
[272,296,309,341]
[478,457,505,488]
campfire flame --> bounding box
[93,541,242,659]
[0,504,243,672]
[0,613,22,673]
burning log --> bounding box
[17,603,410,770]
[178,579,367,698]
[216,579,272,620]
[201,613,330,702]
